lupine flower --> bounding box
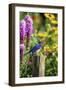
[24,15,33,34]
[24,15,33,48]
[20,20,26,43]
[24,15,33,24]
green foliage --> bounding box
[31,36,38,48]
[20,63,32,77]
[45,53,58,76]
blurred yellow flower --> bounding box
[44,13,56,20]
[49,14,56,20]
[37,32,47,38]
[44,13,58,25]
[52,27,58,31]
[53,45,58,49]
[44,46,51,52]
[44,13,50,18]
[44,44,58,53]
[51,20,58,25]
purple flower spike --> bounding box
[24,15,33,24]
[24,15,33,48]
[20,20,26,42]
[24,15,33,35]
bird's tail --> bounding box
[24,52,29,56]
[24,51,31,56]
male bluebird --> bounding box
[24,42,44,55]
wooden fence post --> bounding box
[32,54,46,77]
[39,55,46,77]
[32,55,40,77]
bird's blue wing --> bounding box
[24,44,41,55]
[31,44,41,53]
